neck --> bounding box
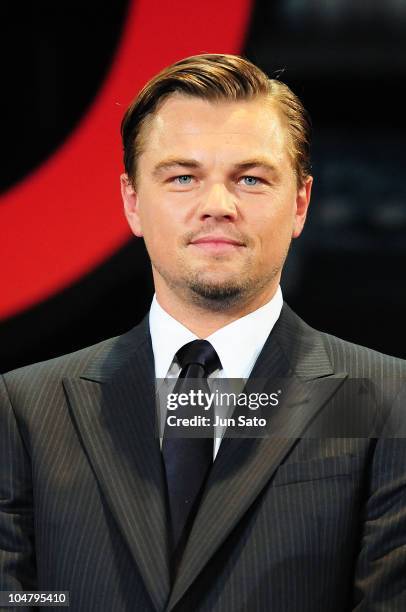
[154,283,279,337]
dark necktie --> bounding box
[162,339,221,573]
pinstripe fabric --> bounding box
[1,303,406,611]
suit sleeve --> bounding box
[351,437,406,610]
[0,374,37,602]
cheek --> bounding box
[152,212,190,252]
[140,206,180,255]
[265,202,295,233]
[253,210,294,255]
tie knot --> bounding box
[175,340,221,377]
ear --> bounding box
[120,173,143,237]
[292,175,313,239]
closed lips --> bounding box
[190,236,245,246]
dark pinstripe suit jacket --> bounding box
[1,303,406,611]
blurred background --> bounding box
[1,0,405,372]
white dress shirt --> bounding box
[149,286,283,459]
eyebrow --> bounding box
[152,158,201,178]
[232,159,279,175]
[151,157,279,178]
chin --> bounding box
[186,277,248,310]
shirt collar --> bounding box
[149,286,283,379]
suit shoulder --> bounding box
[2,335,119,385]
[281,303,406,377]
[2,315,150,398]
[319,328,406,376]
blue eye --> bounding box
[241,176,259,186]
[175,175,192,184]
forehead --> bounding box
[139,94,289,166]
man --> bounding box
[1,54,405,611]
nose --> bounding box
[198,183,238,221]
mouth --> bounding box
[189,235,245,253]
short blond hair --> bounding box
[121,54,312,186]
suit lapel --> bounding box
[63,318,171,612]
[167,304,348,611]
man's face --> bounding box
[121,94,312,311]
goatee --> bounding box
[187,279,245,311]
